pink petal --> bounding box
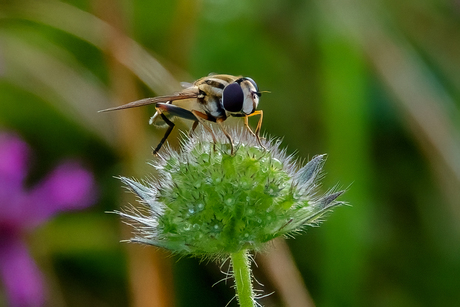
[0,236,45,307]
[0,133,30,186]
[27,161,97,226]
[0,180,26,223]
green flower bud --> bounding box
[115,129,344,256]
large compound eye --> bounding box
[222,82,244,112]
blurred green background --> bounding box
[1,0,460,306]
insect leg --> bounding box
[244,115,258,138]
[156,103,196,121]
[191,110,218,147]
[153,111,175,155]
[246,110,263,135]
[216,118,235,155]
[245,110,265,148]
[189,121,199,137]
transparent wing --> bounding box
[98,92,199,113]
[180,81,194,88]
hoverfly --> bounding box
[100,74,264,155]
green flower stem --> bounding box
[231,249,255,307]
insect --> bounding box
[99,74,264,155]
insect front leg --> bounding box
[245,110,265,149]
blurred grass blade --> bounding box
[5,0,180,95]
[259,238,316,307]
[318,13,372,306]
[1,32,117,146]
[392,4,460,101]
[319,0,460,215]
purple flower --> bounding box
[0,132,96,307]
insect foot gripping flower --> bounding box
[115,128,344,306]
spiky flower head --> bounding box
[116,129,344,256]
